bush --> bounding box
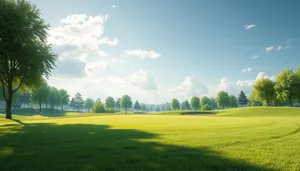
[105,108,115,113]
[92,102,106,113]
[202,104,212,110]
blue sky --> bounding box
[29,0,300,103]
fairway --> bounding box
[1,108,300,171]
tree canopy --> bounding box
[120,95,132,114]
[85,98,95,112]
[190,96,200,110]
[253,79,276,106]
[134,100,141,111]
[238,90,248,106]
[0,0,57,119]
[105,96,115,110]
[171,99,180,110]
[228,95,237,108]
[274,69,299,106]
[216,91,229,109]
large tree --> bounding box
[238,90,248,107]
[216,91,230,109]
[253,78,276,106]
[59,89,70,111]
[228,95,237,108]
[120,95,132,114]
[105,96,115,110]
[0,0,57,119]
[171,99,180,110]
[190,96,200,110]
[275,69,298,107]
[85,98,95,112]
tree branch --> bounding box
[12,77,24,93]
[1,80,8,101]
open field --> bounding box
[1,107,300,171]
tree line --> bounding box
[250,68,300,107]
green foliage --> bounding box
[115,98,121,110]
[275,69,299,106]
[201,96,211,110]
[253,79,276,106]
[48,87,61,110]
[59,89,70,110]
[171,99,180,110]
[238,90,248,106]
[190,96,200,110]
[73,93,84,111]
[85,98,95,112]
[248,92,263,107]
[202,104,212,110]
[0,0,57,119]
[120,95,132,113]
[92,102,106,113]
[140,104,147,111]
[184,100,191,110]
[209,98,218,109]
[216,91,229,109]
[228,95,237,108]
[105,96,115,110]
[31,81,50,111]
[134,100,141,111]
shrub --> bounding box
[202,104,212,110]
[92,102,106,113]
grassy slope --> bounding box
[0,107,300,170]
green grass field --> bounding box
[1,107,300,171]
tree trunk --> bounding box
[61,104,64,111]
[125,108,127,114]
[39,102,42,112]
[5,87,13,119]
[267,101,270,106]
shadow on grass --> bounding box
[8,108,68,117]
[0,122,275,171]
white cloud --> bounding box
[98,50,108,57]
[265,46,274,52]
[241,68,252,73]
[256,72,276,81]
[47,14,119,78]
[99,37,119,46]
[123,49,161,59]
[252,55,259,59]
[111,58,124,63]
[244,24,256,30]
[112,5,116,8]
[277,46,282,51]
[86,60,108,75]
[215,78,235,93]
[236,72,276,94]
[170,76,209,98]
[124,69,157,90]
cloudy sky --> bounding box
[29,0,300,103]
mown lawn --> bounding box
[0,107,300,171]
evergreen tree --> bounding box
[238,90,248,107]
